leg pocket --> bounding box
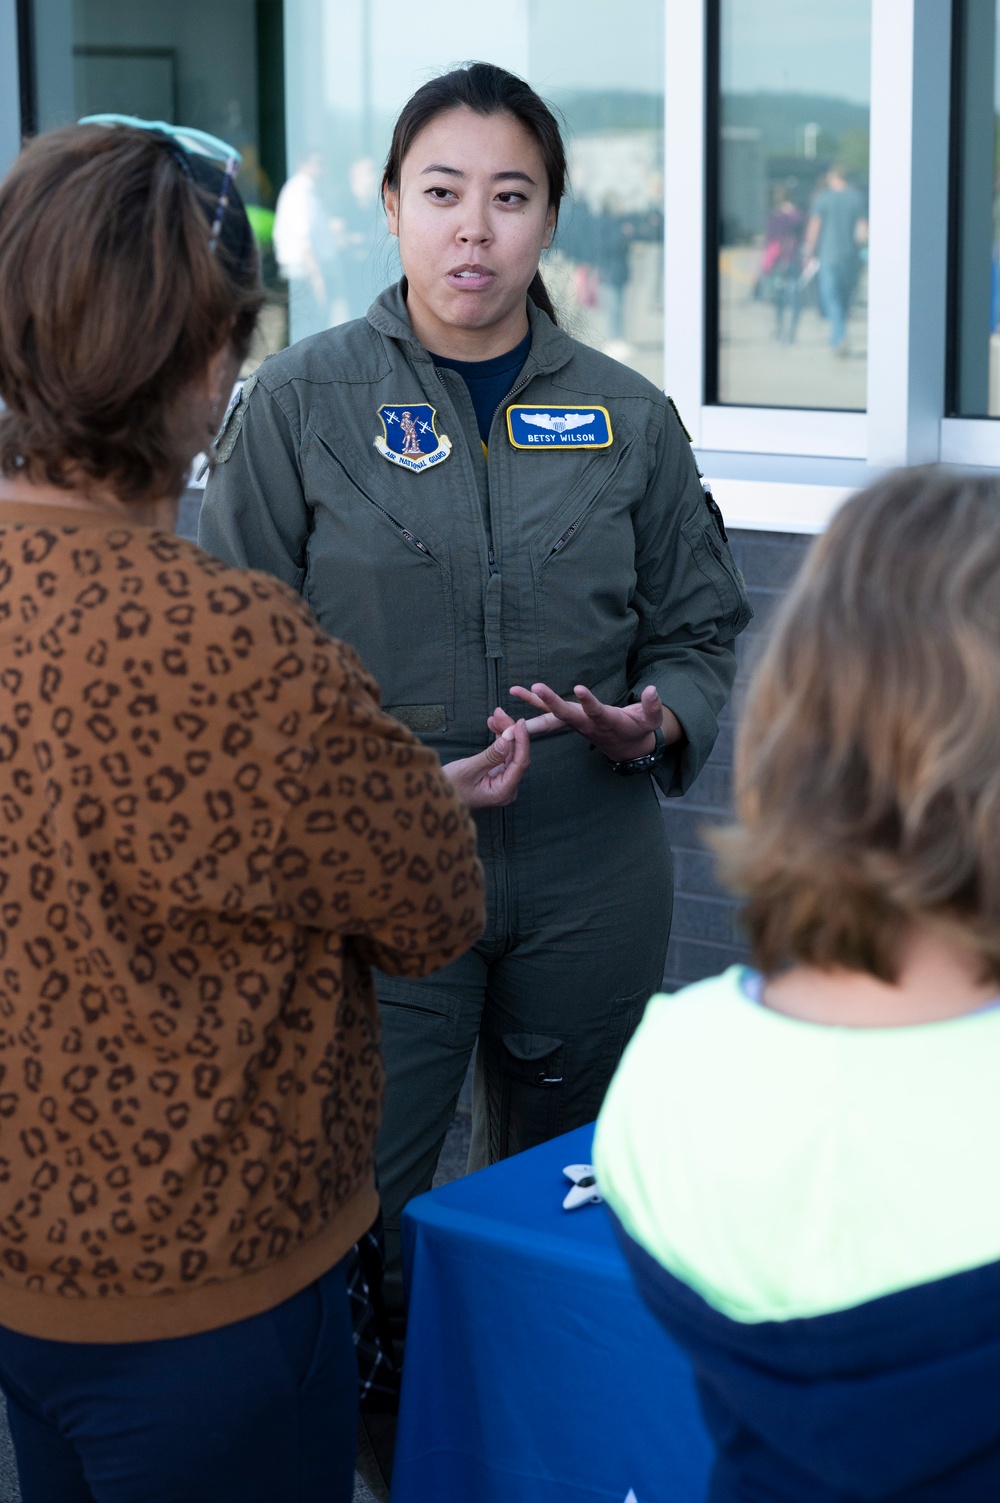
[486,1031,567,1163]
[604,986,650,1066]
[578,986,651,1123]
[375,982,461,1048]
[267,1260,353,1396]
[375,978,482,1329]
[375,983,477,1209]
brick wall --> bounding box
[660,527,813,992]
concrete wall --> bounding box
[660,526,812,990]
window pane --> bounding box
[27,0,288,374]
[951,1,1000,417]
[714,0,870,411]
[532,0,664,387]
[282,0,664,385]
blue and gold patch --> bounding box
[375,404,452,472]
[507,405,613,450]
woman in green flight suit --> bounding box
[199,62,751,1330]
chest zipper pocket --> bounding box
[550,521,579,556]
[314,432,438,562]
[372,501,436,560]
[542,441,632,563]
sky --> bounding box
[318,0,665,119]
[309,0,872,124]
[527,0,664,96]
[288,0,873,175]
[720,0,871,105]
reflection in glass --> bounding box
[715,0,870,410]
[27,0,287,375]
[283,0,664,385]
[951,1,1000,417]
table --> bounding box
[392,1123,712,1503]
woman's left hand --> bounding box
[442,717,531,808]
[489,682,683,763]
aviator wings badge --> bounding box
[507,404,613,449]
[375,403,452,473]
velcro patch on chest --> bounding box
[507,405,613,449]
[375,403,452,472]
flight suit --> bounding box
[199,282,752,1318]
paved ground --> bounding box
[719,246,868,410]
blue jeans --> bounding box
[772,269,801,342]
[817,258,855,348]
[0,1258,357,1503]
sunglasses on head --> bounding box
[78,114,242,252]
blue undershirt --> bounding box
[431,329,532,446]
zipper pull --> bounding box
[550,523,577,556]
[488,548,498,576]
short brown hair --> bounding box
[715,467,1000,982]
[0,125,262,502]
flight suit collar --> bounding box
[365,279,575,380]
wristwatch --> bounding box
[606,726,666,777]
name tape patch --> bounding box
[375,403,452,472]
[507,405,613,450]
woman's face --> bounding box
[384,106,557,354]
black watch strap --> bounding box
[606,725,666,777]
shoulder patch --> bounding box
[666,395,692,444]
[374,403,452,472]
[214,371,259,464]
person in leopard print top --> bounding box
[0,123,510,1503]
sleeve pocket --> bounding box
[680,514,753,640]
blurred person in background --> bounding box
[336,155,381,322]
[803,162,867,356]
[0,120,488,1503]
[758,181,804,344]
[274,150,339,338]
[594,194,632,349]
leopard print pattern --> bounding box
[0,521,483,1310]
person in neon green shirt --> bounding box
[595,466,1000,1503]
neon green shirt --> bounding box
[594,966,1000,1322]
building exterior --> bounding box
[2,0,997,989]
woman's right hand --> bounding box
[442,716,530,809]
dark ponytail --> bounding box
[526,270,558,324]
[383,62,566,325]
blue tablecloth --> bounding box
[393,1123,712,1503]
